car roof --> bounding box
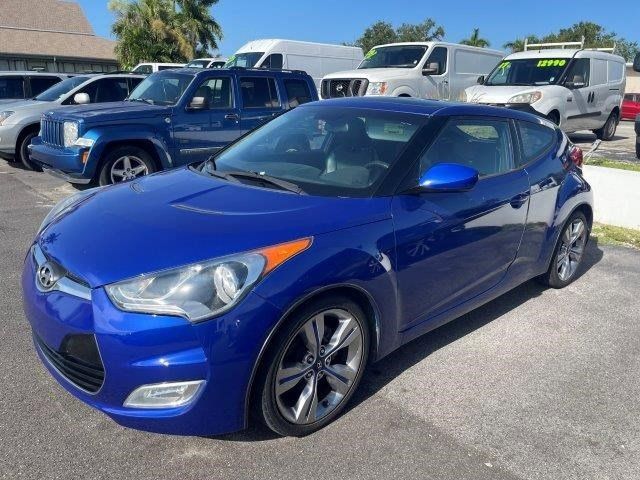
[301,97,554,125]
[0,71,68,77]
[164,67,311,78]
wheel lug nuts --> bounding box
[305,371,313,379]
[305,354,314,364]
[319,347,325,356]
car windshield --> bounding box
[486,58,570,86]
[34,76,89,101]
[358,45,428,69]
[128,72,193,105]
[225,52,264,68]
[204,105,423,197]
[0,77,25,99]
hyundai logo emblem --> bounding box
[37,262,59,290]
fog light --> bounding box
[124,380,204,409]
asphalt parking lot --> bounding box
[1,161,640,480]
[571,120,638,162]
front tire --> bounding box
[98,146,155,186]
[538,211,589,288]
[593,112,618,141]
[18,131,42,171]
[255,295,370,436]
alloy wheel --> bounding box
[274,308,364,425]
[557,218,587,281]
[110,155,148,183]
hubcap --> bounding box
[275,309,364,425]
[110,155,148,183]
[557,218,587,281]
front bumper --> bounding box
[22,246,284,436]
[28,137,93,184]
[0,123,20,156]
[478,102,545,118]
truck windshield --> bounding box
[225,52,264,68]
[128,72,193,105]
[358,45,428,69]
[485,58,570,86]
[34,76,90,102]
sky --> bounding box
[78,0,639,56]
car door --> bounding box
[174,74,241,164]
[420,46,449,100]
[563,58,593,130]
[239,76,284,134]
[392,116,529,329]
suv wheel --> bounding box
[99,146,155,186]
[593,112,618,141]
[255,295,370,436]
[18,131,42,171]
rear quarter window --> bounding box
[517,121,556,166]
[283,79,312,108]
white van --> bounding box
[320,42,503,101]
[225,39,363,90]
[465,42,627,140]
[132,62,186,74]
[186,58,227,69]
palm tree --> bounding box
[503,35,540,53]
[461,28,490,48]
[175,0,223,56]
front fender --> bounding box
[83,126,173,178]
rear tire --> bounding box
[254,295,370,437]
[593,112,618,141]
[18,131,42,171]
[98,146,155,186]
[538,211,589,289]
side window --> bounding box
[420,117,513,177]
[425,47,447,74]
[283,79,312,108]
[565,58,590,88]
[517,121,556,166]
[240,77,280,109]
[0,77,25,98]
[261,54,283,69]
[93,78,130,103]
[128,77,143,92]
[29,77,61,96]
[191,77,233,109]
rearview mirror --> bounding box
[187,96,208,110]
[422,62,440,76]
[476,75,485,85]
[417,163,479,192]
[634,52,640,72]
[73,93,90,105]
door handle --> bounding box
[567,96,573,102]
[509,192,529,209]
[225,113,239,122]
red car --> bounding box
[622,93,640,120]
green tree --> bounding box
[175,0,223,56]
[460,28,490,48]
[353,18,445,54]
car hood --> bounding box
[38,167,391,287]
[50,101,172,123]
[465,85,558,103]
[323,67,414,82]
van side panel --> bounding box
[449,48,503,101]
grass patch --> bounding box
[591,222,640,249]
[585,157,640,172]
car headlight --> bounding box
[508,91,542,104]
[366,82,388,96]
[106,238,312,322]
[74,137,95,148]
[38,187,103,234]
[63,121,79,148]
[0,111,15,126]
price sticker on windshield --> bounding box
[364,49,377,60]
[536,59,567,67]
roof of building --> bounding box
[0,0,116,61]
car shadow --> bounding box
[210,238,604,443]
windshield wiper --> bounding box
[228,171,306,195]
[128,97,154,105]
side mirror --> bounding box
[476,75,485,85]
[565,81,586,89]
[422,62,440,76]
[73,93,90,105]
[417,163,479,192]
[633,52,640,72]
[187,96,208,110]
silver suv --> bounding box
[0,73,145,170]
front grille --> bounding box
[35,333,104,393]
[322,78,368,98]
[41,118,65,148]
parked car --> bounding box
[622,93,640,120]
[321,42,503,102]
[225,39,363,90]
[29,68,317,185]
[132,62,185,74]
[186,58,227,69]
[0,72,71,105]
[23,97,593,437]
[0,73,144,169]
[465,42,626,140]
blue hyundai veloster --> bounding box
[23,98,592,437]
